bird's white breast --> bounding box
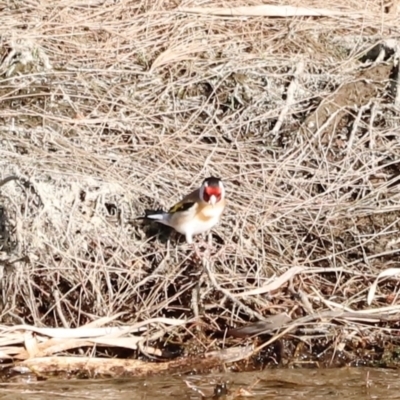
[174,212,221,236]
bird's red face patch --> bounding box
[203,186,222,204]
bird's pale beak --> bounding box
[209,195,217,206]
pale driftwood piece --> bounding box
[0,317,188,339]
[16,345,253,377]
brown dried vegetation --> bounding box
[1,0,400,377]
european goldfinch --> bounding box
[138,177,226,244]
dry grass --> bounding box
[1,0,400,373]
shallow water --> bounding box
[1,368,398,399]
